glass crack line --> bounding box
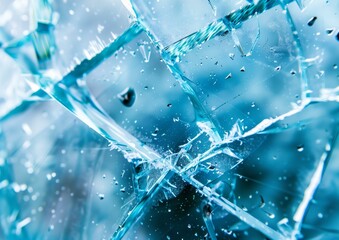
[163,0,294,62]
[186,175,286,240]
[165,63,223,143]
[136,22,224,143]
[179,101,311,174]
[292,130,338,239]
[2,1,338,239]
[60,23,142,86]
[279,0,310,101]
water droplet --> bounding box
[318,212,323,218]
[208,165,215,170]
[118,87,136,107]
[240,66,245,72]
[334,64,338,69]
[290,70,296,75]
[266,212,275,219]
[120,187,126,192]
[225,73,232,79]
[151,127,159,136]
[336,32,339,41]
[98,194,105,200]
[48,225,54,231]
[275,66,281,71]
[222,228,233,235]
[173,117,180,122]
[167,103,172,108]
[187,224,192,229]
[297,145,304,152]
[97,24,104,33]
[326,28,334,35]
[102,174,106,179]
[307,16,317,26]
[69,10,75,15]
[22,123,32,135]
[229,53,235,60]
[203,203,212,217]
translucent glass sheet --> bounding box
[0,0,339,239]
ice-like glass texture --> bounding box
[0,0,339,239]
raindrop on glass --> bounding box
[307,16,317,26]
[225,73,232,79]
[118,87,136,107]
[98,194,105,200]
[326,28,334,35]
[297,145,304,152]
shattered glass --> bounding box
[0,0,339,239]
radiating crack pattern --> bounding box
[0,0,339,239]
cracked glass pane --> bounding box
[52,0,131,74]
[0,0,339,239]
